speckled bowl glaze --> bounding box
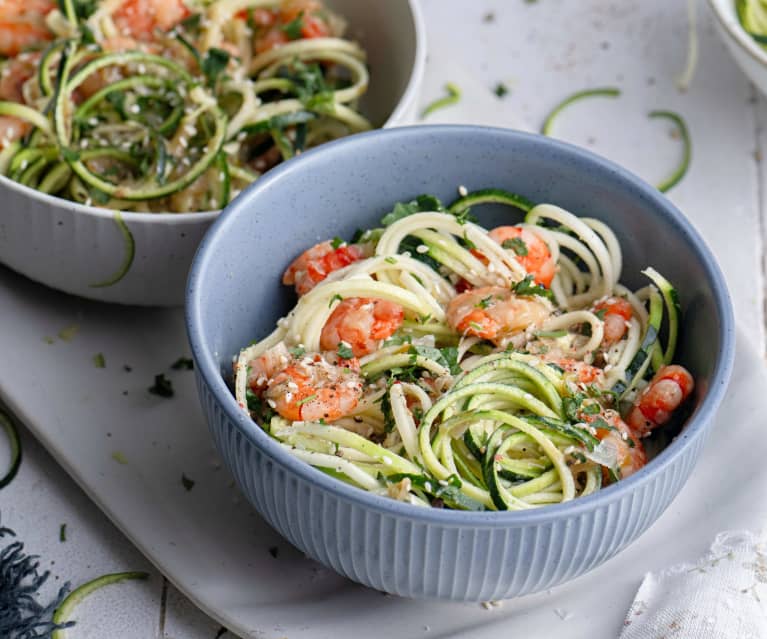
[708,0,767,97]
[186,126,735,600]
[0,0,425,307]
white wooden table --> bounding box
[2,1,766,637]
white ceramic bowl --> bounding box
[0,0,425,307]
[708,0,767,95]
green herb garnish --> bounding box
[502,237,528,256]
[92,353,106,368]
[512,275,554,301]
[148,374,174,398]
[171,357,194,370]
[421,82,462,119]
[181,474,195,491]
[337,342,354,359]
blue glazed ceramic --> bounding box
[186,126,735,601]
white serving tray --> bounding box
[1,262,766,639]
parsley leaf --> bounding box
[494,83,509,98]
[181,474,195,491]
[148,373,174,398]
[289,345,306,357]
[337,342,354,359]
[381,194,445,226]
[502,236,528,256]
[329,293,343,308]
[202,47,230,88]
[281,12,304,39]
[330,236,345,249]
[171,357,194,370]
[511,275,554,301]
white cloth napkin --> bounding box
[619,531,767,639]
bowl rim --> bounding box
[708,0,767,68]
[0,0,426,226]
[186,124,736,526]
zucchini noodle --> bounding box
[0,0,373,212]
[233,188,691,511]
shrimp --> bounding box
[557,358,604,386]
[0,52,41,146]
[589,412,646,481]
[112,0,190,42]
[627,364,694,437]
[264,352,363,422]
[283,240,371,296]
[593,296,633,345]
[487,226,556,288]
[446,286,552,344]
[0,0,55,57]
[320,297,404,357]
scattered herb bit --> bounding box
[475,295,494,309]
[381,194,445,226]
[92,353,106,369]
[61,147,80,163]
[337,342,354,360]
[594,308,607,320]
[483,11,495,22]
[384,256,397,264]
[170,357,194,370]
[329,293,343,308]
[148,374,174,398]
[111,451,128,465]
[512,275,554,301]
[57,324,79,342]
[330,236,345,249]
[181,474,195,491]
[281,11,304,39]
[541,87,621,136]
[288,345,306,358]
[201,47,230,88]
[123,365,132,372]
[494,83,509,98]
[582,402,601,415]
[648,110,691,193]
[421,82,462,119]
[59,524,67,543]
[43,336,55,345]
[502,237,528,256]
[214,627,229,639]
[268,546,279,559]
[296,393,318,407]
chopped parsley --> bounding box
[201,47,230,88]
[475,295,494,309]
[288,345,306,358]
[594,308,607,320]
[59,523,67,542]
[148,373,174,398]
[494,83,509,98]
[381,194,445,226]
[502,236,528,256]
[329,293,343,308]
[512,275,554,301]
[281,12,304,39]
[92,352,106,368]
[330,236,345,249]
[337,342,354,359]
[170,357,194,370]
[181,474,195,491]
[268,547,279,559]
[111,451,128,465]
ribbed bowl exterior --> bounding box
[196,371,705,600]
[0,178,214,306]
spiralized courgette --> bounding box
[0,0,372,212]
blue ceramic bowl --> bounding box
[186,126,735,601]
